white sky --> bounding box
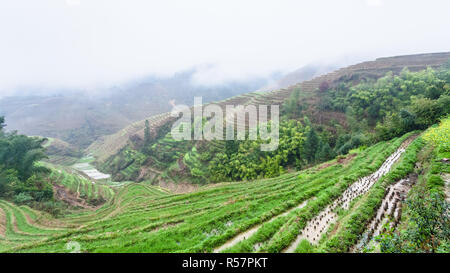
[0,0,449,94]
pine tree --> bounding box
[316,141,334,162]
[0,116,5,131]
[143,120,151,154]
[304,127,319,163]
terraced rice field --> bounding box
[352,177,414,252]
[0,200,73,252]
[48,167,115,204]
[284,137,414,252]
[0,132,424,253]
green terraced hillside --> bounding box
[3,130,442,253]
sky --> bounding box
[0,0,449,95]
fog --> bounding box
[0,0,449,96]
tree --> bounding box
[409,97,440,129]
[0,116,5,131]
[316,141,334,162]
[377,193,449,253]
[284,87,301,118]
[142,119,151,154]
[0,134,48,180]
[399,109,416,132]
[0,117,50,202]
[144,120,151,145]
[304,128,319,163]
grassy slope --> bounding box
[0,132,418,253]
[91,52,450,183]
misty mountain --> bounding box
[0,70,272,148]
[260,64,339,91]
[0,63,338,149]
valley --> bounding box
[0,52,449,254]
[0,126,447,253]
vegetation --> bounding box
[99,66,449,186]
[0,118,52,204]
[0,132,420,253]
[318,134,423,252]
[376,117,450,253]
[1,56,449,253]
[376,193,449,253]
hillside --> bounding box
[84,64,338,163]
[0,52,449,254]
[42,138,82,166]
[0,71,271,148]
[1,122,448,253]
[2,0,450,257]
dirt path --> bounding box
[214,200,309,253]
[283,138,413,253]
[351,176,415,252]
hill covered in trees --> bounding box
[91,53,450,187]
[0,121,448,253]
[0,71,273,148]
[0,117,52,206]
[0,52,448,253]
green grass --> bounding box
[315,134,424,253]
[48,167,114,202]
[0,132,430,253]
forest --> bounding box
[102,66,450,184]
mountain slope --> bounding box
[2,125,447,253]
[89,52,450,184]
[0,71,270,148]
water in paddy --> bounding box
[72,155,111,180]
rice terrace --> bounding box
[0,1,449,268]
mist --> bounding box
[1,0,449,96]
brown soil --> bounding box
[136,167,149,181]
[338,153,357,165]
[317,153,357,170]
[137,164,165,182]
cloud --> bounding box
[365,0,383,7]
[0,0,449,95]
[66,0,81,7]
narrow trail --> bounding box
[213,199,310,253]
[351,176,415,252]
[283,138,413,253]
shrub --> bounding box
[14,192,34,204]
